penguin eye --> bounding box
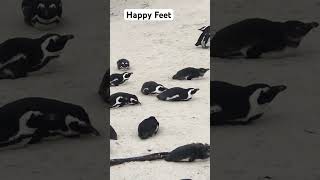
[49,4,57,8]
[37,3,45,9]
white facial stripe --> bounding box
[8,111,43,142]
[154,86,164,93]
[245,87,270,121]
[40,35,62,64]
[113,97,123,107]
[37,3,45,8]
[32,15,61,24]
[49,4,56,8]
[65,115,85,126]
[211,105,222,113]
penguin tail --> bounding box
[172,74,178,79]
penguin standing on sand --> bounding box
[117,59,130,70]
[141,81,167,95]
[138,116,159,139]
[195,26,210,48]
[157,87,199,101]
[173,67,209,80]
[0,33,74,79]
[22,0,62,29]
[109,92,141,108]
[211,81,287,125]
[110,72,132,86]
[211,18,319,58]
[0,97,100,148]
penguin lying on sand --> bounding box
[157,87,199,101]
[138,116,159,139]
[211,81,287,125]
[141,81,167,95]
[173,67,209,80]
[0,97,100,148]
[109,92,141,108]
[110,143,210,166]
[211,18,319,58]
[0,33,74,79]
[195,26,210,48]
[22,0,62,30]
[110,72,132,86]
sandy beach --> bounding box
[0,0,107,179]
[110,0,210,179]
[212,0,320,179]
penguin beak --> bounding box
[63,34,75,40]
[309,22,319,29]
[270,85,287,95]
[89,126,100,136]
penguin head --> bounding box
[122,72,133,80]
[128,95,141,105]
[41,33,74,53]
[117,59,130,70]
[66,108,100,136]
[199,143,211,158]
[198,68,210,75]
[188,88,200,95]
[155,85,167,93]
[247,84,287,105]
[283,21,319,47]
[29,0,62,29]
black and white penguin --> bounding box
[211,81,287,125]
[0,33,74,79]
[110,125,117,140]
[141,81,167,95]
[109,92,141,108]
[211,18,319,58]
[172,67,209,80]
[165,143,210,162]
[157,87,199,101]
[22,0,62,29]
[195,26,210,48]
[138,116,159,139]
[110,72,132,86]
[99,68,110,103]
[0,97,100,148]
[117,59,130,70]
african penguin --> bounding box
[110,125,117,140]
[212,18,319,58]
[0,33,74,79]
[211,81,287,125]
[110,72,132,86]
[195,26,211,48]
[172,67,209,80]
[99,68,110,103]
[141,81,167,95]
[0,97,100,148]
[157,87,199,101]
[138,116,159,139]
[109,92,141,108]
[165,143,210,162]
[117,59,130,70]
[22,0,62,30]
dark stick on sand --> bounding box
[110,152,169,166]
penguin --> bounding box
[109,92,141,108]
[110,72,132,86]
[138,116,159,139]
[0,97,100,148]
[117,59,130,70]
[195,26,210,48]
[0,33,74,79]
[211,18,319,58]
[141,81,167,95]
[22,0,62,30]
[110,125,117,140]
[172,67,209,80]
[165,143,210,162]
[98,68,110,103]
[211,81,287,125]
[157,87,199,101]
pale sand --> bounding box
[213,0,320,179]
[0,0,107,179]
[110,0,210,179]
